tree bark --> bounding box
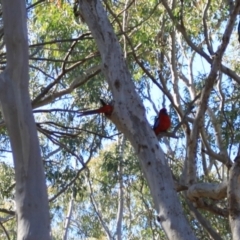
[63,198,74,240]
[228,154,240,240]
[0,1,51,239]
[116,136,125,240]
[79,0,197,239]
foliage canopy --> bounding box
[0,0,239,239]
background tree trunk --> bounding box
[0,0,51,239]
[228,154,240,240]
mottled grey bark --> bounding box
[79,0,197,239]
[0,1,51,239]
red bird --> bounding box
[153,108,171,135]
[78,99,113,117]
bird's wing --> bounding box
[153,116,160,130]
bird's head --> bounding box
[160,108,167,114]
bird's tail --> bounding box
[78,109,101,117]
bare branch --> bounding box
[202,0,213,55]
[187,181,227,201]
[186,199,223,240]
[86,169,113,240]
[32,64,101,108]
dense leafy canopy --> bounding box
[0,0,239,238]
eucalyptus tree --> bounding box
[0,0,240,239]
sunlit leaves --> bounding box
[0,0,240,238]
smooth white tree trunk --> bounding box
[0,1,51,239]
[116,136,125,240]
[79,1,197,239]
[63,198,74,240]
